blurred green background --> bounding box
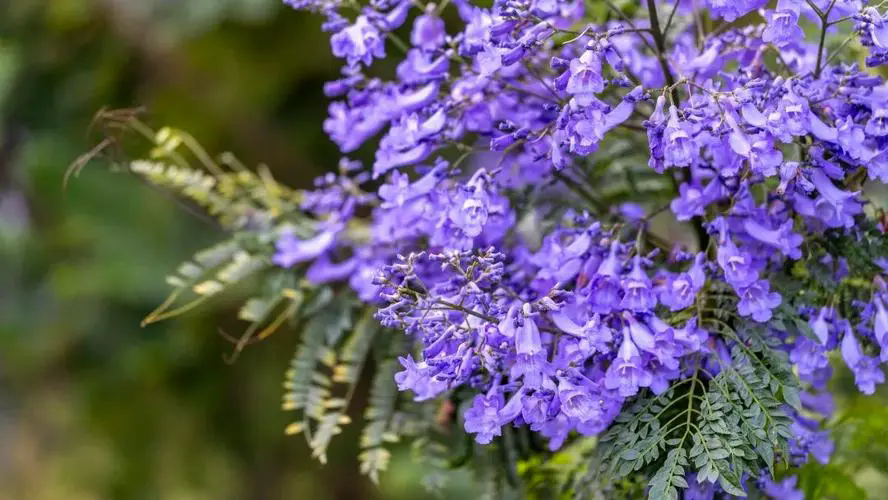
[0,1,472,498]
[3,1,888,499]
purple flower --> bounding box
[808,169,862,229]
[663,107,696,168]
[557,376,602,422]
[858,7,888,65]
[532,228,594,283]
[537,413,571,451]
[790,416,834,464]
[743,217,803,259]
[801,390,835,417]
[626,315,682,370]
[323,101,381,153]
[394,354,426,392]
[330,16,385,67]
[550,309,613,354]
[272,225,340,268]
[500,303,544,357]
[645,95,668,172]
[874,296,888,359]
[658,270,700,311]
[397,49,450,83]
[566,50,605,106]
[464,393,503,444]
[717,233,759,288]
[809,306,832,345]
[704,0,766,21]
[761,474,803,500]
[777,161,805,195]
[280,0,888,469]
[394,354,448,400]
[770,89,811,140]
[523,390,555,425]
[515,308,543,357]
[374,109,446,177]
[684,473,715,500]
[670,180,723,221]
[580,241,624,313]
[449,188,490,237]
[868,106,888,137]
[604,334,652,397]
[670,317,709,353]
[476,45,502,75]
[836,116,868,160]
[790,337,829,376]
[841,328,885,395]
[306,255,357,283]
[620,256,656,311]
[748,136,784,176]
[736,280,782,322]
[498,388,527,424]
[659,253,706,311]
[762,9,803,47]
[411,8,446,49]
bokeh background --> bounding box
[2,1,888,499]
[0,1,475,498]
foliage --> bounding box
[61,0,888,498]
[0,1,462,497]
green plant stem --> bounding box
[645,0,679,105]
[814,20,828,78]
[813,0,837,78]
[645,0,710,251]
[663,0,682,37]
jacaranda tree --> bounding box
[94,0,888,497]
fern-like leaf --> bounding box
[283,298,353,437]
[359,347,402,482]
[142,239,263,325]
[594,309,800,499]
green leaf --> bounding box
[782,386,802,412]
[717,471,747,497]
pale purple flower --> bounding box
[704,0,766,21]
[273,226,340,267]
[874,296,888,359]
[557,376,602,422]
[411,9,446,49]
[762,9,803,47]
[809,169,862,229]
[626,315,682,370]
[761,475,803,500]
[395,354,448,400]
[566,50,605,106]
[604,334,653,397]
[737,280,782,322]
[663,107,696,168]
[620,256,656,311]
[743,218,803,259]
[841,328,885,395]
[867,106,888,137]
[790,337,829,376]
[464,393,503,444]
[717,233,759,288]
[809,306,832,345]
[330,16,385,66]
[659,253,706,311]
[581,241,624,313]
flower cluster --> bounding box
[271,0,888,494]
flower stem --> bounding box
[814,0,837,78]
[646,0,710,251]
[646,0,679,105]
